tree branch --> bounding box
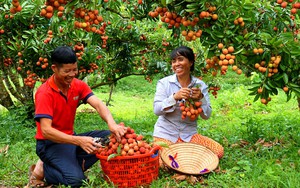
[90,73,145,89]
[105,7,129,19]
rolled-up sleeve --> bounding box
[153,80,177,116]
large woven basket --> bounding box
[160,142,219,175]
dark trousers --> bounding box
[36,130,110,187]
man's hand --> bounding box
[76,136,102,154]
[109,124,127,142]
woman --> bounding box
[153,46,224,164]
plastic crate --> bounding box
[96,146,160,188]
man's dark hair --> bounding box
[51,46,77,66]
[170,46,195,71]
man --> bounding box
[27,46,127,187]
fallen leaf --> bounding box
[262,142,273,147]
[0,145,9,154]
[172,173,187,181]
[255,147,260,153]
[230,143,240,148]
[230,139,249,148]
[222,136,229,147]
[187,175,198,184]
[275,159,281,165]
[214,166,221,173]
[255,138,265,145]
[239,140,249,146]
[290,162,295,169]
[244,102,252,107]
[273,138,279,145]
[196,176,205,183]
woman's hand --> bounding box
[174,87,203,101]
[190,87,203,100]
[173,88,193,100]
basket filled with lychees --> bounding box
[96,122,161,188]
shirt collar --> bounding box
[169,74,198,88]
[49,75,59,92]
[48,74,74,92]
[169,74,177,83]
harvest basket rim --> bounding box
[96,145,161,160]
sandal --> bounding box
[25,164,46,188]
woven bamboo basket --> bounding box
[160,142,219,175]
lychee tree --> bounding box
[148,0,300,107]
[0,0,300,116]
[0,0,177,113]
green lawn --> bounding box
[0,71,299,188]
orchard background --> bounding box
[0,1,300,187]
[0,0,300,118]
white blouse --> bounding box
[153,74,212,143]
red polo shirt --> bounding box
[34,75,93,140]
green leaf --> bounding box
[288,83,300,88]
[107,153,119,161]
[31,46,38,53]
[4,4,9,10]
[253,94,260,102]
[243,3,255,10]
[249,90,257,95]
[24,31,32,35]
[260,32,272,41]
[273,73,284,81]
[248,86,259,92]
[267,80,276,89]
[280,64,287,71]
[234,36,244,44]
[244,32,256,40]
[155,141,169,148]
[166,0,173,5]
[7,45,16,51]
[210,30,224,40]
[117,145,121,154]
[271,88,278,95]
[283,73,289,84]
[264,83,271,91]
[233,48,244,55]
[291,87,300,97]
[287,93,292,101]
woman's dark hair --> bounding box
[170,46,195,71]
[51,46,77,66]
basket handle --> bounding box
[150,145,161,158]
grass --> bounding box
[0,70,299,188]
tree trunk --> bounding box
[106,84,115,106]
[0,79,14,109]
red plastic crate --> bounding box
[96,146,160,188]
